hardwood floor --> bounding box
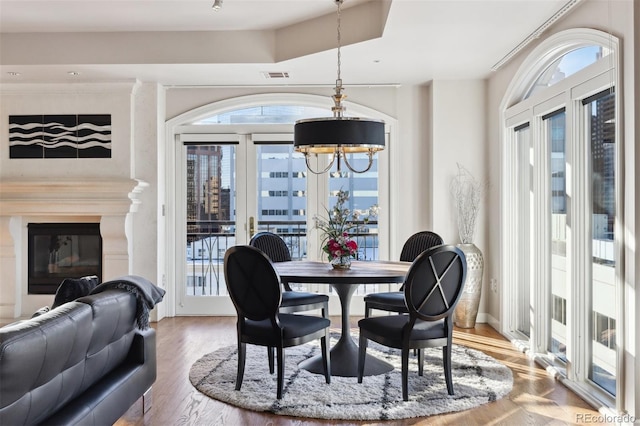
[116,317,604,426]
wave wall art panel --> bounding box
[9,114,111,159]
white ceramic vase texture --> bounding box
[454,243,483,328]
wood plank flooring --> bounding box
[116,317,604,426]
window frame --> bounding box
[162,93,397,318]
[500,28,622,411]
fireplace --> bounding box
[0,178,146,318]
[28,223,102,294]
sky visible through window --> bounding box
[527,45,606,98]
[193,105,337,125]
[559,46,603,76]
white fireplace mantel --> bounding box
[0,178,148,318]
[0,179,148,216]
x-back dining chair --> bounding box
[249,231,329,318]
[224,245,331,399]
[363,230,444,317]
[357,244,467,401]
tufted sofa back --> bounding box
[0,289,137,424]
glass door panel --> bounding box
[328,152,379,295]
[184,143,236,298]
[546,111,568,362]
[181,136,314,311]
[515,125,532,337]
[328,154,379,261]
[255,143,308,259]
[586,91,616,395]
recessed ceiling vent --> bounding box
[261,71,290,79]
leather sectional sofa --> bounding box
[0,276,164,425]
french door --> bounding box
[173,131,387,315]
[175,132,314,315]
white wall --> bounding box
[393,84,433,252]
[130,82,162,278]
[430,80,489,321]
[0,81,161,317]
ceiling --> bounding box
[0,0,578,87]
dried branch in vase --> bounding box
[451,163,487,244]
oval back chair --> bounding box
[357,244,467,401]
[249,232,329,318]
[224,245,331,399]
[364,230,444,317]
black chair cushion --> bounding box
[359,315,446,344]
[245,314,331,340]
[363,291,405,307]
[281,291,329,307]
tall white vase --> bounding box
[454,243,483,328]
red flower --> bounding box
[322,234,358,260]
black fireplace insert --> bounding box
[28,223,102,294]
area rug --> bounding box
[189,334,513,421]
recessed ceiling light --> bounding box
[68,71,80,76]
[7,72,21,76]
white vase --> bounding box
[454,243,483,328]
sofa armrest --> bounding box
[128,327,156,366]
[42,326,158,426]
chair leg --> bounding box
[322,302,329,319]
[401,347,410,401]
[276,347,285,399]
[236,342,246,391]
[418,347,424,376]
[321,332,331,384]
[364,303,371,318]
[443,345,454,395]
[268,346,275,374]
[357,333,368,383]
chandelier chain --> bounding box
[336,0,342,84]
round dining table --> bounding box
[273,259,411,377]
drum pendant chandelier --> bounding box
[293,0,385,174]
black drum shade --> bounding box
[294,117,385,154]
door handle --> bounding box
[249,216,255,237]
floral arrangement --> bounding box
[314,189,372,262]
[323,233,358,261]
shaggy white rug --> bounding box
[189,335,513,421]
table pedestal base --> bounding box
[298,282,393,377]
[299,334,393,377]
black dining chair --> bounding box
[249,231,329,318]
[358,245,466,401]
[224,245,331,399]
[363,231,444,317]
